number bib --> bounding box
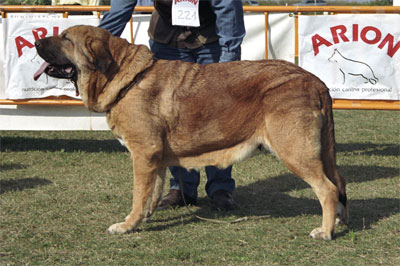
[171,0,200,27]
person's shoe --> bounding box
[211,190,236,210]
[157,189,197,210]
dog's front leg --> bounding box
[145,167,166,220]
[107,145,162,234]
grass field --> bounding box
[1,110,399,265]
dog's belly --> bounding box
[161,134,269,169]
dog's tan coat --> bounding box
[35,25,348,240]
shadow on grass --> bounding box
[0,177,52,194]
[0,163,28,171]
[2,136,398,156]
[146,164,399,235]
[336,142,399,157]
[0,137,126,153]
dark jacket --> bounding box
[148,0,218,48]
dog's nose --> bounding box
[34,40,41,48]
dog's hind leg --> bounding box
[287,160,338,240]
[303,169,338,240]
[319,97,348,226]
[265,110,339,240]
[107,143,162,234]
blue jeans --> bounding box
[149,40,235,199]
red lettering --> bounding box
[312,34,333,56]
[311,24,399,58]
[32,27,59,40]
[352,24,358,42]
[15,36,34,57]
[53,26,59,36]
[174,0,198,4]
[360,26,381,45]
[330,25,350,44]
[15,27,59,57]
[32,27,48,41]
[378,34,400,58]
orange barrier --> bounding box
[0,5,399,110]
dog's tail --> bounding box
[319,85,348,213]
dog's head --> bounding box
[35,26,113,87]
[34,26,115,104]
[34,25,154,112]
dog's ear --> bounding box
[85,38,112,74]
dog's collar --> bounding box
[112,59,156,107]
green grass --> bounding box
[1,110,399,265]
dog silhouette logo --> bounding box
[328,49,379,85]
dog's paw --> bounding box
[309,227,332,240]
[107,222,131,234]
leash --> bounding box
[177,168,270,224]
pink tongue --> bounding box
[65,66,73,73]
[33,62,50,81]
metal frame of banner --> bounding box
[0,5,399,110]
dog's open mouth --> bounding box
[34,61,75,81]
[34,61,79,96]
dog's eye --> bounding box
[61,34,72,42]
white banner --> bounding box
[3,14,99,99]
[241,13,295,62]
[299,14,400,100]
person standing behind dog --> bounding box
[99,0,245,210]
